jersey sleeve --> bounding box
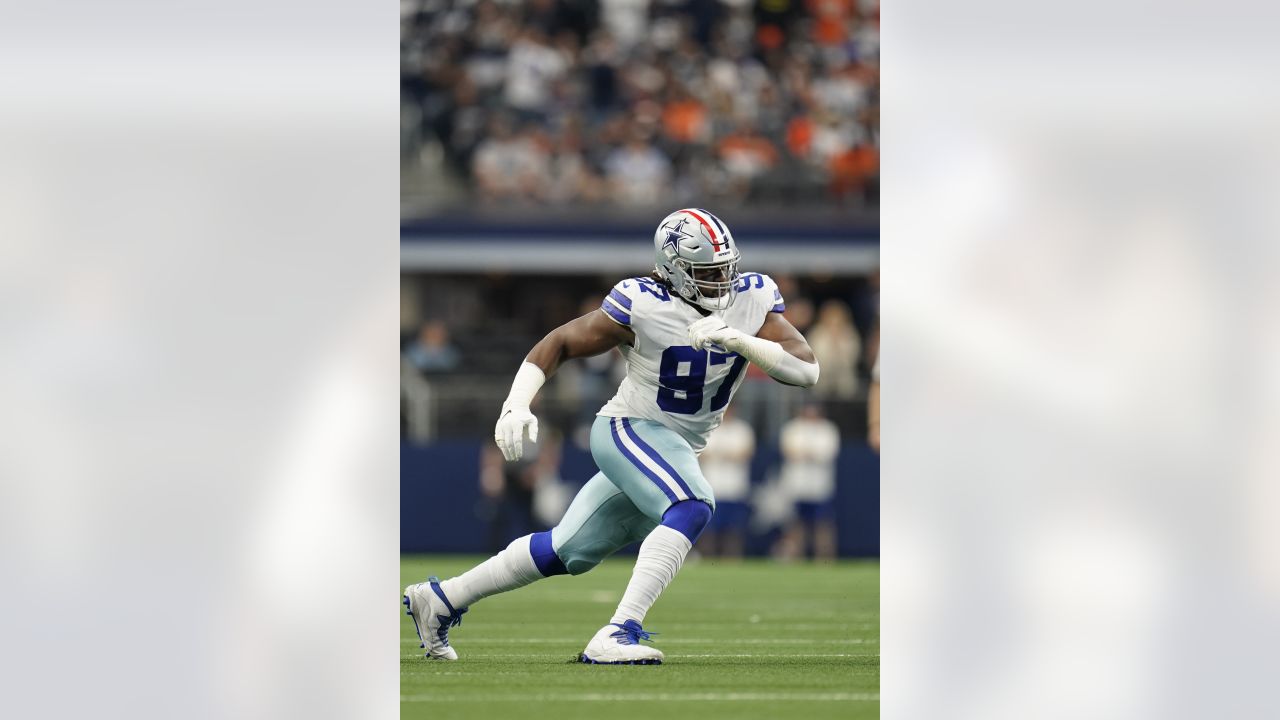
[600,279,640,328]
[762,274,786,313]
[600,276,675,328]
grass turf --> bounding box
[401,554,879,720]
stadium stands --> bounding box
[401,0,879,211]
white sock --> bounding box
[610,525,693,625]
[439,535,545,609]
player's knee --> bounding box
[548,534,610,576]
[528,531,568,577]
[562,555,602,576]
[661,500,714,543]
[558,548,607,576]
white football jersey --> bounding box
[598,272,786,452]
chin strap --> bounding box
[666,280,711,316]
[678,294,711,317]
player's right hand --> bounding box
[494,404,539,461]
[687,315,736,353]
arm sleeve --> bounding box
[723,332,820,387]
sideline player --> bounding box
[697,406,755,558]
[404,209,819,664]
[776,403,841,560]
[868,351,880,452]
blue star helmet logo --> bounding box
[661,217,691,254]
[662,231,681,253]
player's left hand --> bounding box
[687,315,741,352]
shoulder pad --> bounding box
[735,272,785,313]
[601,277,673,327]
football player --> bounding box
[404,209,820,664]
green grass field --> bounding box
[401,554,879,719]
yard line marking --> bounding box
[403,638,876,645]
[675,653,879,658]
[419,622,878,630]
[404,650,875,655]
[402,692,879,702]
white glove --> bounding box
[687,315,742,352]
[494,361,546,461]
[494,403,539,461]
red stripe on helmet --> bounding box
[680,209,722,252]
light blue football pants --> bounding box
[548,415,716,575]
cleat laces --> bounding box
[610,620,657,646]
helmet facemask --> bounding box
[677,255,739,312]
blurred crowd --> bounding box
[402,0,879,208]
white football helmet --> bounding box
[652,208,741,312]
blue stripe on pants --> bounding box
[620,418,695,500]
[609,417,679,502]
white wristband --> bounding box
[503,361,546,411]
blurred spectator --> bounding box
[442,78,487,174]
[697,408,756,559]
[472,117,548,202]
[868,348,880,453]
[544,126,606,203]
[601,0,651,50]
[718,119,780,199]
[808,110,858,167]
[829,139,878,202]
[754,82,789,138]
[583,31,623,114]
[605,130,672,205]
[504,27,568,123]
[785,114,814,158]
[782,296,815,334]
[808,0,854,47]
[524,0,563,37]
[662,84,710,146]
[401,355,434,442]
[775,403,841,561]
[731,362,792,444]
[466,2,516,92]
[404,320,461,374]
[478,419,559,553]
[811,63,872,118]
[807,299,861,399]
